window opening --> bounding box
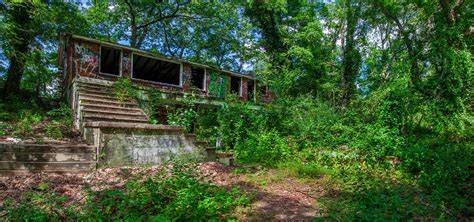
[132,54,180,85]
[247,80,255,101]
[230,76,241,96]
[191,66,205,89]
[100,46,121,75]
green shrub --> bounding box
[82,164,248,221]
[13,110,42,137]
[4,183,78,221]
[113,77,138,105]
[45,123,63,139]
[46,103,73,139]
[0,95,42,122]
[167,95,198,133]
[236,130,290,166]
[0,122,10,136]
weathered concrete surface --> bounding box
[71,77,215,167]
[97,128,197,166]
[0,143,97,175]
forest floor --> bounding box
[0,162,329,221]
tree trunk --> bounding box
[3,55,26,95]
[339,0,360,109]
[2,2,36,96]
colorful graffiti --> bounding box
[73,43,102,79]
[208,72,228,98]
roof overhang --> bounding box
[63,33,256,80]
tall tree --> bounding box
[339,0,362,108]
[2,2,38,95]
[1,1,89,96]
[87,1,190,49]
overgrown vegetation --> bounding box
[113,77,139,105]
[193,95,473,219]
[4,162,249,221]
[0,95,73,140]
[1,0,472,220]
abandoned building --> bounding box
[63,34,275,169]
[59,34,273,103]
[0,32,278,175]
[0,33,275,175]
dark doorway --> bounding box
[247,80,255,101]
[230,76,241,96]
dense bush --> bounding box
[194,94,472,219]
[236,129,290,166]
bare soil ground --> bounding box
[0,162,328,221]
[199,162,328,221]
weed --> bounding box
[45,103,73,139]
[113,77,138,105]
[0,121,10,136]
[45,123,63,139]
[13,110,42,137]
[5,163,249,221]
[276,161,331,179]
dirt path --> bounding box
[198,162,327,221]
[0,162,327,221]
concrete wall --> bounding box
[97,128,196,166]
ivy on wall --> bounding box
[208,72,228,98]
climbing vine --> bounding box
[208,72,228,98]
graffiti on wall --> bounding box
[123,56,131,71]
[208,72,228,98]
[73,43,102,79]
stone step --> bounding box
[78,92,131,101]
[80,88,116,96]
[78,84,114,92]
[83,113,149,123]
[0,169,91,176]
[0,161,96,170]
[76,80,113,87]
[216,151,234,158]
[184,134,196,143]
[81,103,144,113]
[85,121,184,131]
[80,98,139,108]
[78,90,118,100]
[0,144,96,154]
[0,152,96,162]
[82,108,145,117]
[185,133,196,138]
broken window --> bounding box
[100,46,121,75]
[230,76,241,96]
[191,66,205,90]
[247,80,255,101]
[132,54,181,85]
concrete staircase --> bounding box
[0,78,219,175]
[75,80,149,132]
[0,143,96,175]
[73,77,217,166]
